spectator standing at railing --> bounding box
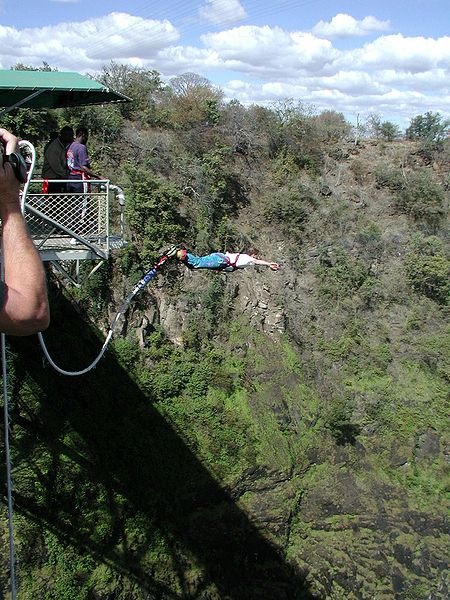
[41,125,74,193]
[43,131,58,154]
[66,127,103,193]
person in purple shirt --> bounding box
[66,127,103,192]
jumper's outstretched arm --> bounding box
[252,258,280,270]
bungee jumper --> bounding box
[174,248,280,272]
[37,242,280,376]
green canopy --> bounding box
[0,70,130,113]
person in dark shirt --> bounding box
[42,125,74,192]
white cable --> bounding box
[18,140,36,213]
[1,332,16,600]
[38,329,114,376]
[37,260,166,377]
[37,278,150,376]
[36,292,135,376]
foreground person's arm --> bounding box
[0,128,50,335]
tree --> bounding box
[270,101,324,173]
[367,114,403,141]
[168,73,223,127]
[367,113,382,138]
[313,110,351,143]
[11,61,56,72]
[124,166,188,264]
[379,121,401,141]
[405,253,450,305]
[219,101,276,157]
[406,111,449,142]
[99,62,166,122]
[0,109,58,144]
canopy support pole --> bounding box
[0,89,46,116]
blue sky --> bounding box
[1,0,449,127]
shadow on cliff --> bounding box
[6,285,316,600]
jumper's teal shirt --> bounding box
[184,252,229,269]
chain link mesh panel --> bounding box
[20,179,127,257]
[26,191,108,239]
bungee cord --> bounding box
[37,246,178,376]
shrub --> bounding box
[350,158,369,184]
[263,181,317,232]
[323,397,360,445]
[124,166,188,265]
[273,150,301,183]
[317,250,370,302]
[374,166,404,192]
[410,233,444,256]
[376,167,446,226]
[355,222,384,260]
[396,169,446,224]
[112,337,141,371]
[405,253,450,305]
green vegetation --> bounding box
[404,234,450,305]
[396,169,446,225]
[367,114,402,141]
[375,165,446,227]
[316,248,372,303]
[406,111,450,143]
[405,253,450,305]
[124,166,188,265]
[1,70,449,598]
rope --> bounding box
[38,329,114,377]
[1,332,16,600]
[37,256,174,376]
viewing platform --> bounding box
[21,179,127,284]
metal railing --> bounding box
[21,179,126,261]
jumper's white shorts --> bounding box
[225,253,255,268]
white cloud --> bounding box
[377,68,449,91]
[199,0,247,26]
[312,13,390,39]
[0,13,448,124]
[202,26,339,76]
[341,34,450,73]
[151,45,220,75]
[312,71,387,95]
[0,12,180,70]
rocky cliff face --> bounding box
[120,139,449,598]
[4,138,448,600]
